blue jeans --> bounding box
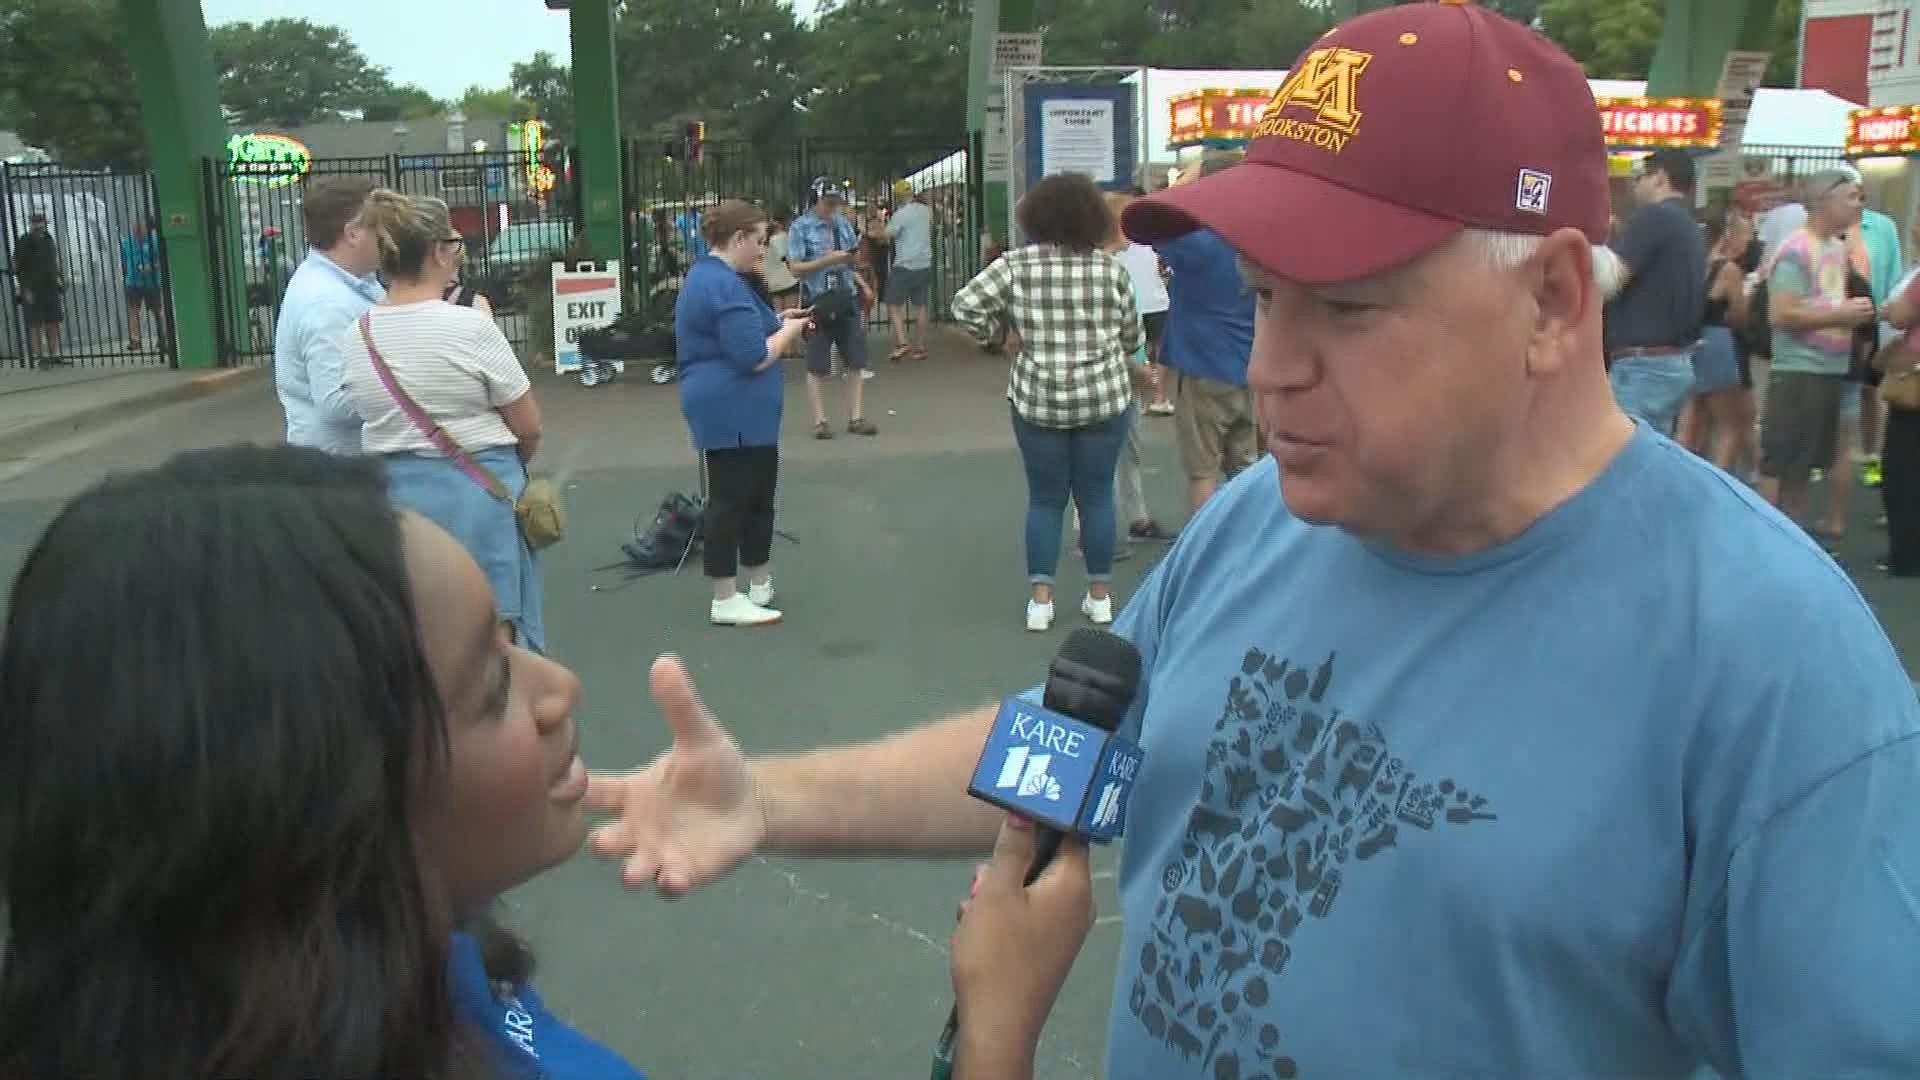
[1609,351,1696,435]
[1011,404,1131,586]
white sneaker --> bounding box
[712,593,782,627]
[1082,593,1114,625]
[747,577,775,607]
[1026,599,1055,632]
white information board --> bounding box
[551,260,622,377]
[1040,99,1118,183]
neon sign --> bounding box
[1847,106,1920,156]
[511,119,557,198]
[1168,88,1277,148]
[227,133,312,187]
[1593,97,1722,150]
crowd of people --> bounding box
[4,1,1919,1078]
[1606,148,1920,574]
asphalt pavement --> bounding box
[0,340,1915,1079]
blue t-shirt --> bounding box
[448,932,648,1080]
[1155,228,1254,387]
[1093,424,1920,1078]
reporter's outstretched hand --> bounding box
[584,655,766,898]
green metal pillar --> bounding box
[567,0,623,263]
[118,0,232,369]
[1646,0,1780,96]
[966,0,1034,250]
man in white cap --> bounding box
[585,4,1920,1077]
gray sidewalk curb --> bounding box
[0,367,264,461]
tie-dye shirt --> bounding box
[1767,228,1854,376]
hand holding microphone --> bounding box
[933,628,1144,1079]
[949,813,1095,1080]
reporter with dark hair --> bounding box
[0,444,1095,1080]
[952,172,1143,632]
[675,199,813,627]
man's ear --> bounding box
[1526,228,1594,378]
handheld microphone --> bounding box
[930,628,1144,1080]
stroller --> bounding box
[575,280,681,387]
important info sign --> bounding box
[551,261,623,376]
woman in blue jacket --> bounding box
[675,200,813,628]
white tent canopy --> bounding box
[903,69,1858,189]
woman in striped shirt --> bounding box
[952,173,1144,632]
[340,191,550,654]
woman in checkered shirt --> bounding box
[951,173,1145,632]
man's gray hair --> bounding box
[1464,229,1627,300]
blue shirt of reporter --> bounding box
[673,200,813,628]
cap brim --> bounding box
[1122,163,1463,287]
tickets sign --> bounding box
[1847,106,1920,156]
[1168,88,1277,148]
[1594,97,1723,150]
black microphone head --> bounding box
[1041,628,1142,732]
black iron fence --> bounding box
[623,134,979,328]
[0,162,172,369]
[203,149,577,365]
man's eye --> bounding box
[1324,299,1375,317]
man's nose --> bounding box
[1246,308,1317,393]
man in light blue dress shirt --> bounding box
[273,178,384,454]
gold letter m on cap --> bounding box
[1264,47,1372,136]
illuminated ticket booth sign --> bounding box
[1593,97,1723,151]
[1846,106,1920,157]
[1843,106,1920,241]
[227,133,312,188]
[1168,88,1276,149]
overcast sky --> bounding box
[198,0,824,100]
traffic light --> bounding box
[684,120,705,165]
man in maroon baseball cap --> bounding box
[585,4,1920,1078]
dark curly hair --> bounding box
[1015,172,1115,254]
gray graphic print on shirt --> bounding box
[1127,647,1498,1079]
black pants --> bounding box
[1884,408,1920,576]
[704,445,779,579]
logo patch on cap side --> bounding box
[1254,46,1373,155]
[1516,168,1552,215]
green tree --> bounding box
[210,18,390,126]
[458,85,533,122]
[510,51,574,138]
[1764,0,1802,86]
[804,0,970,137]
[613,0,808,143]
[0,0,144,167]
[1537,0,1663,79]
[1539,0,1803,87]
[360,83,444,123]
[1034,0,1331,69]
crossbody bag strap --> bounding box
[357,312,512,503]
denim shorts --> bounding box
[1609,350,1696,435]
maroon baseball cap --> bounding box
[1123,0,1609,286]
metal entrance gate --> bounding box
[204,150,578,365]
[622,135,979,327]
[0,162,173,369]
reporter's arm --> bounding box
[754,706,1006,857]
